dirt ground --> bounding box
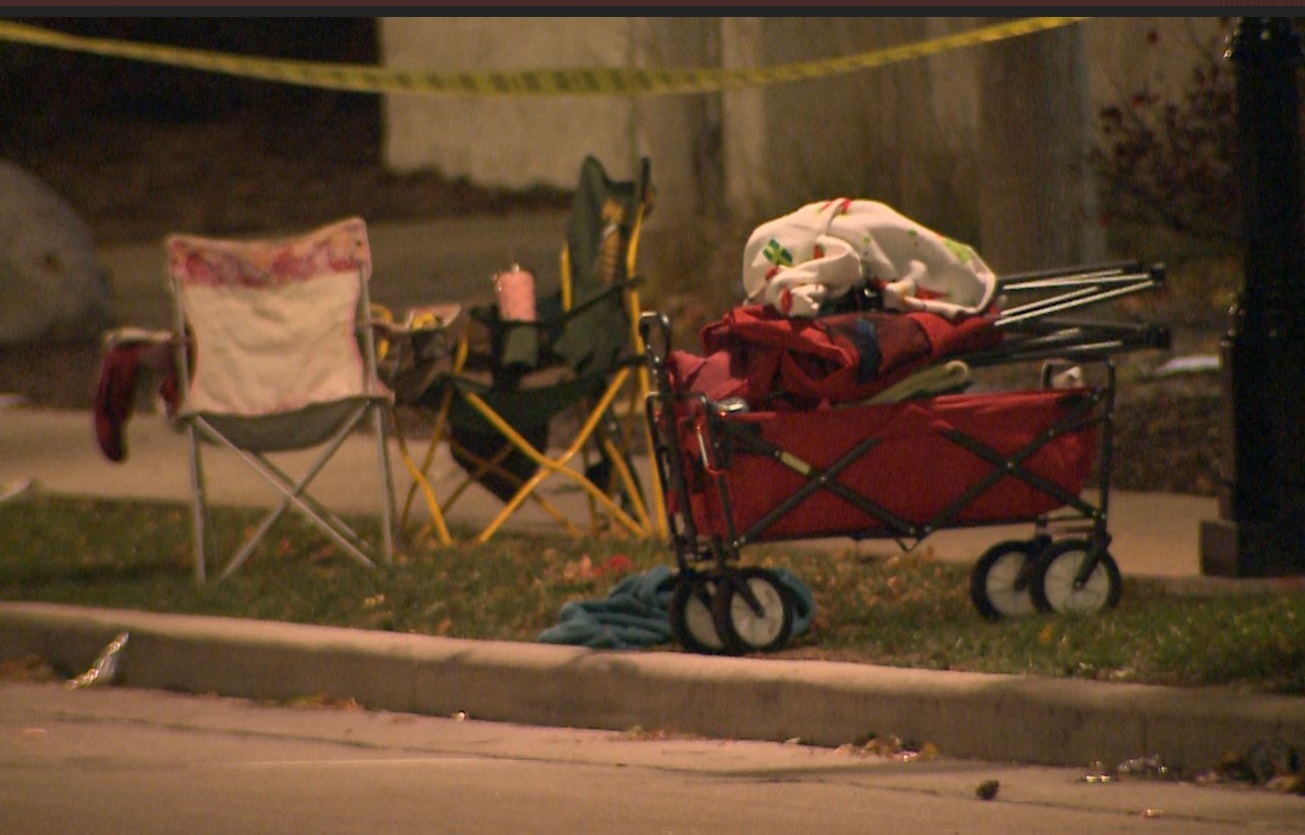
[0,111,1225,497]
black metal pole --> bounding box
[1201,17,1305,577]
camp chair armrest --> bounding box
[370,303,462,337]
[563,275,643,319]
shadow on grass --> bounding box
[4,559,188,588]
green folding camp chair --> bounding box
[390,155,664,544]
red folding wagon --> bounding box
[641,261,1170,655]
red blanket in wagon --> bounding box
[670,305,1001,410]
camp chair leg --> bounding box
[246,408,396,568]
[398,426,435,527]
[191,405,382,580]
[399,430,450,542]
[213,448,379,580]
[220,492,293,580]
[443,440,516,509]
[575,401,603,534]
[465,380,645,543]
[443,440,585,537]
[637,366,668,538]
[372,402,398,565]
[395,409,580,544]
[580,398,652,535]
[394,420,452,546]
[397,385,583,546]
[397,422,431,528]
[602,363,665,539]
[598,429,650,530]
[186,421,210,585]
[476,465,593,544]
[396,389,457,545]
[218,452,378,579]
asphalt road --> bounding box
[3,683,1301,835]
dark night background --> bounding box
[0,17,569,246]
[1,18,380,148]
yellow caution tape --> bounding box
[0,17,1089,97]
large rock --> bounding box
[0,160,113,345]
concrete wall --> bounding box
[377,17,711,227]
[379,17,634,184]
[377,17,1234,276]
[744,17,986,240]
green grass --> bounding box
[3,495,1304,696]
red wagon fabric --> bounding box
[673,388,1099,543]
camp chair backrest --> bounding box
[562,155,652,309]
[548,156,653,375]
[167,217,378,420]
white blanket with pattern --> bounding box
[742,199,997,319]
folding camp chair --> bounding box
[389,155,664,544]
[167,217,397,583]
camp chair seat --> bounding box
[199,400,373,453]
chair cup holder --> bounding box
[494,322,540,373]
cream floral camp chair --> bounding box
[166,217,396,582]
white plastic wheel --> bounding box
[669,575,724,653]
[1033,538,1122,614]
[970,540,1039,620]
[711,568,793,654]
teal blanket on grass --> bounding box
[537,565,816,650]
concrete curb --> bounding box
[3,601,1302,773]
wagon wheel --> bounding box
[668,573,725,654]
[711,567,794,655]
[969,539,1043,621]
[1031,537,1122,615]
